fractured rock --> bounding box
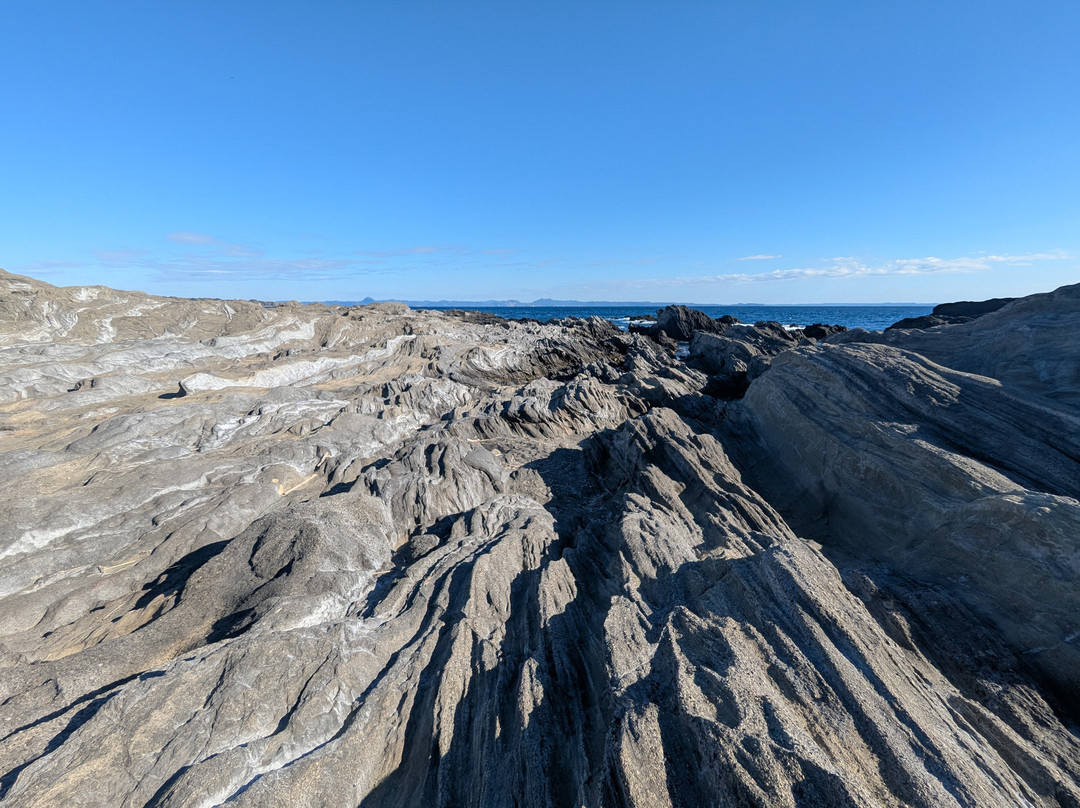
[688,321,803,399]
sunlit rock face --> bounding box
[1,268,1078,807]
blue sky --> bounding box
[1,1,1077,303]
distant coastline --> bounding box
[316,300,936,332]
[317,297,934,308]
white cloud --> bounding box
[42,238,511,288]
[356,244,469,258]
[220,243,265,259]
[581,257,658,268]
[586,251,1072,290]
[83,240,395,283]
[21,259,89,272]
[738,254,782,261]
[151,256,377,281]
[166,232,218,245]
[94,249,147,263]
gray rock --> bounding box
[837,282,1080,405]
[727,342,1080,701]
[689,321,802,399]
[2,267,1080,807]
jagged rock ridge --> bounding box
[1,269,1078,807]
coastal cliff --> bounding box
[1,269,1078,807]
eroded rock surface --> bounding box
[2,268,1079,807]
[838,283,1080,405]
[725,343,1080,700]
[689,321,804,399]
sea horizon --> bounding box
[317,300,936,332]
[318,298,936,307]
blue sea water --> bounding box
[415,304,933,332]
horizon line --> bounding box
[315,298,938,308]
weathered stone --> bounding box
[836,282,1080,405]
[688,321,801,399]
[726,342,1080,703]
[2,268,1079,807]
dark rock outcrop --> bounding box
[1,268,1079,807]
[802,322,847,339]
[836,282,1080,405]
[887,313,966,330]
[887,295,1016,330]
[650,304,728,342]
[934,295,1016,318]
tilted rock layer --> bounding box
[1,269,1079,807]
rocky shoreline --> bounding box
[1,268,1078,807]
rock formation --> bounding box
[641,304,730,342]
[888,296,1017,330]
[1,269,1078,807]
[839,284,1080,406]
[688,321,803,400]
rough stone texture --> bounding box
[2,268,1079,807]
[688,321,803,399]
[835,282,1080,406]
[725,343,1080,703]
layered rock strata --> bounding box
[1,269,1078,807]
[841,284,1080,405]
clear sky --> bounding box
[2,1,1077,304]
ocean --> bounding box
[409,304,934,332]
